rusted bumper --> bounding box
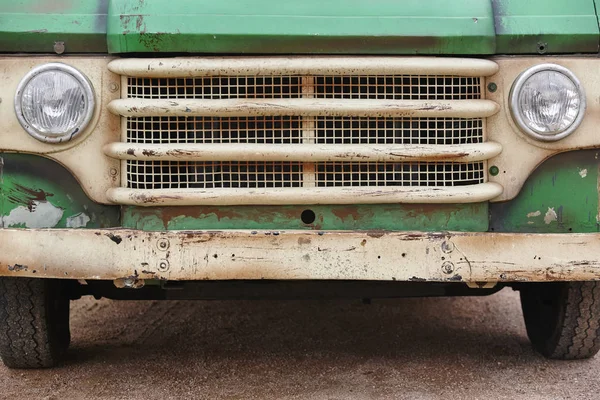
[0,229,599,283]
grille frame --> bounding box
[111,57,501,205]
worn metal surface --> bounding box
[491,150,600,233]
[0,154,119,229]
[122,203,489,231]
[107,183,504,206]
[104,142,503,163]
[493,0,599,54]
[108,98,500,118]
[107,57,500,76]
[107,0,496,54]
[1,228,600,282]
[0,0,109,53]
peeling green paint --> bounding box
[123,203,489,232]
[0,154,119,229]
[490,150,600,233]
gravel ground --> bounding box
[0,288,598,399]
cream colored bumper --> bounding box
[0,229,599,283]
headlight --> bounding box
[509,64,585,142]
[14,63,95,143]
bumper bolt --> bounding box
[441,241,454,254]
[157,239,170,251]
[442,261,454,275]
[158,259,170,272]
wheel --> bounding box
[0,278,71,368]
[520,281,600,359]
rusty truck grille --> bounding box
[105,57,503,206]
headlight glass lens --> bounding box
[510,65,585,142]
[15,64,94,143]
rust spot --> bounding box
[331,206,365,222]
[360,239,367,246]
[141,149,157,157]
[298,237,311,245]
[126,148,136,156]
[366,230,387,238]
[8,264,28,272]
[409,276,426,282]
[105,233,123,244]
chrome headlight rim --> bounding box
[509,63,586,142]
[14,62,95,144]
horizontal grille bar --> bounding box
[108,98,499,118]
[105,142,502,162]
[106,183,504,206]
[108,57,499,78]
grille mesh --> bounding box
[127,75,480,100]
[126,116,483,145]
[127,161,303,189]
[127,161,484,189]
[123,72,488,192]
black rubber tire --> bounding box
[521,281,600,359]
[0,278,71,369]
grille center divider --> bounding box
[104,57,503,206]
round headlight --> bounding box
[14,63,95,143]
[509,64,585,142]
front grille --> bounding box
[107,57,502,205]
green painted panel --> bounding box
[0,154,119,228]
[0,0,108,53]
[493,0,599,54]
[490,151,599,233]
[123,203,489,232]
[107,0,496,54]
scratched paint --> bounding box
[0,154,119,229]
[66,212,91,228]
[544,207,558,224]
[490,150,600,233]
[1,201,63,228]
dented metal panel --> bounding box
[1,228,600,283]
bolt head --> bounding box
[157,239,170,251]
[441,241,454,254]
[442,261,455,274]
[53,42,65,54]
[158,259,169,271]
